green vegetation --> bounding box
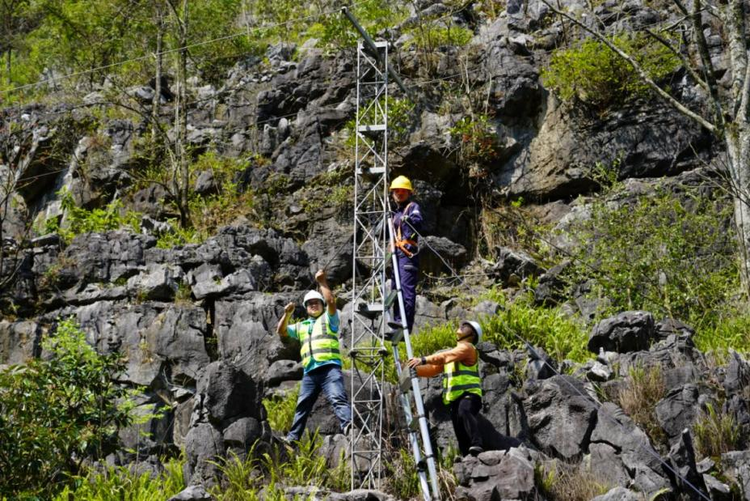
[306,0,408,50]
[209,433,350,500]
[449,113,500,165]
[52,455,185,501]
[694,403,741,459]
[264,386,299,434]
[0,319,137,499]
[561,180,738,335]
[542,33,680,109]
[44,189,142,244]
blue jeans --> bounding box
[286,364,351,441]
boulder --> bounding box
[194,361,262,427]
[588,311,657,354]
[524,376,597,461]
[214,294,298,383]
[589,402,670,493]
[591,487,641,501]
[419,236,468,277]
[488,246,543,286]
[184,423,224,486]
[168,485,212,501]
[454,448,536,501]
[655,385,700,444]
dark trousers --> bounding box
[286,364,351,441]
[392,255,418,332]
[449,394,483,455]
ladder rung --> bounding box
[399,371,413,393]
[388,329,403,344]
[357,124,386,133]
[383,290,398,309]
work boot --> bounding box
[388,321,404,330]
[469,446,484,456]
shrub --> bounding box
[47,188,142,244]
[404,24,474,50]
[306,0,408,49]
[562,182,738,332]
[0,319,136,499]
[542,33,680,109]
[449,114,500,166]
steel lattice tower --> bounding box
[348,37,440,500]
[349,39,390,491]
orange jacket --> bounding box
[415,342,478,377]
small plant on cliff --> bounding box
[618,365,667,449]
[47,189,142,244]
[542,33,680,109]
[535,461,610,501]
[694,403,741,459]
[0,318,137,499]
[449,113,499,167]
[264,385,299,434]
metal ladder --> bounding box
[386,218,441,501]
[350,218,441,501]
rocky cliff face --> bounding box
[1,0,747,499]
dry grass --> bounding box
[536,461,611,501]
[618,365,667,449]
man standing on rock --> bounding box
[407,321,484,456]
[276,269,351,443]
[389,175,423,335]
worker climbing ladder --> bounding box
[345,9,440,501]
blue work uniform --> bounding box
[392,200,422,332]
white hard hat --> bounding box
[303,290,325,306]
[462,321,482,344]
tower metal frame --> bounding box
[349,38,440,500]
[349,39,390,491]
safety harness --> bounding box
[395,202,419,258]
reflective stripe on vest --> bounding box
[298,314,342,367]
[442,349,482,405]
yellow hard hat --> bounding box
[389,176,413,191]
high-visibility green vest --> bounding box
[442,348,482,405]
[298,314,341,368]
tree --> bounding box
[541,0,750,295]
[0,319,135,499]
[0,0,33,87]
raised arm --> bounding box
[276,302,295,337]
[315,269,336,316]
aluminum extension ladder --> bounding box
[385,217,441,501]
